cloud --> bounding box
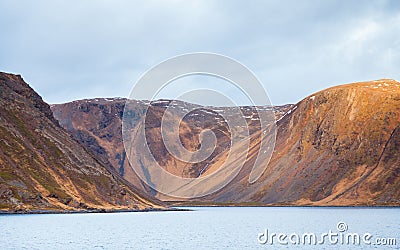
[0,0,399,105]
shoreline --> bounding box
[2,204,399,215]
[166,201,400,208]
[0,207,192,215]
[174,205,400,209]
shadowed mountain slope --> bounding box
[0,72,164,212]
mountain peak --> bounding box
[0,72,59,126]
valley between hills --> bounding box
[1,71,400,213]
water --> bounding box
[0,207,399,249]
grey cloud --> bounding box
[0,0,399,105]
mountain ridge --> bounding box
[0,72,165,213]
[203,78,400,205]
[51,78,400,206]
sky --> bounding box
[0,0,399,106]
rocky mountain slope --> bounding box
[0,72,164,212]
[51,98,149,193]
[52,98,291,198]
[52,79,400,206]
[205,79,400,206]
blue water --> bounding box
[0,207,399,249]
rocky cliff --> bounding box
[206,79,400,206]
[52,98,291,198]
[52,79,400,206]
[0,72,164,212]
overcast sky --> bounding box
[1,0,399,105]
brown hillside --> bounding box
[205,79,400,206]
[52,79,400,205]
[0,72,164,212]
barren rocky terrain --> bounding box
[52,79,400,206]
[0,72,165,213]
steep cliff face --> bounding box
[206,79,400,206]
[52,79,400,206]
[51,98,154,194]
[52,98,291,198]
[0,72,163,212]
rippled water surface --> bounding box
[1,207,399,249]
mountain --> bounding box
[51,98,291,198]
[205,79,400,206]
[52,79,400,206]
[0,72,164,213]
